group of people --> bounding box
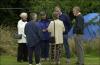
[17,6,84,65]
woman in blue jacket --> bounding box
[37,11,50,61]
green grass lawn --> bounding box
[0,55,100,65]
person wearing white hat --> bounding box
[17,12,28,62]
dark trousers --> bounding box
[63,34,71,59]
[28,44,40,64]
[17,43,28,62]
[41,40,49,58]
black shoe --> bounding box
[75,62,79,65]
[79,64,84,65]
[17,60,22,63]
[76,63,84,65]
[23,59,28,62]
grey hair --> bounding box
[30,13,37,21]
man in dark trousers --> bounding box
[25,13,43,65]
[73,6,84,65]
[54,6,72,64]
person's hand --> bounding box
[42,29,47,32]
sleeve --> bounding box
[35,23,44,41]
[23,32,26,37]
[78,16,84,31]
[17,21,21,34]
[24,23,27,35]
[23,24,27,37]
[48,21,53,32]
[62,22,65,32]
[66,15,72,32]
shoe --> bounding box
[75,62,84,65]
[17,60,22,63]
[66,59,70,64]
[23,59,28,62]
[58,61,61,64]
[29,64,32,65]
[45,58,49,61]
[36,63,41,65]
[78,64,84,65]
[41,58,45,61]
[77,64,84,65]
[54,61,60,65]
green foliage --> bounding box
[0,0,32,26]
[0,0,100,26]
[0,26,17,56]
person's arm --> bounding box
[65,14,72,32]
[78,16,84,31]
[24,23,28,35]
[48,21,53,32]
[34,23,44,41]
[17,21,21,34]
[62,22,65,32]
[23,24,27,38]
[42,29,47,32]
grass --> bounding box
[0,55,100,65]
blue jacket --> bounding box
[24,21,43,47]
[36,19,50,40]
[59,13,72,34]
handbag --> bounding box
[49,21,55,43]
[13,32,22,39]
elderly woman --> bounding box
[37,11,50,61]
[48,12,65,64]
[17,12,28,62]
[25,13,43,65]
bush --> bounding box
[0,25,17,56]
[0,26,99,57]
[0,0,100,26]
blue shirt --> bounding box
[36,19,50,40]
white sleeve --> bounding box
[17,20,21,34]
[48,21,53,32]
[22,22,27,37]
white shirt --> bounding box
[17,20,27,43]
